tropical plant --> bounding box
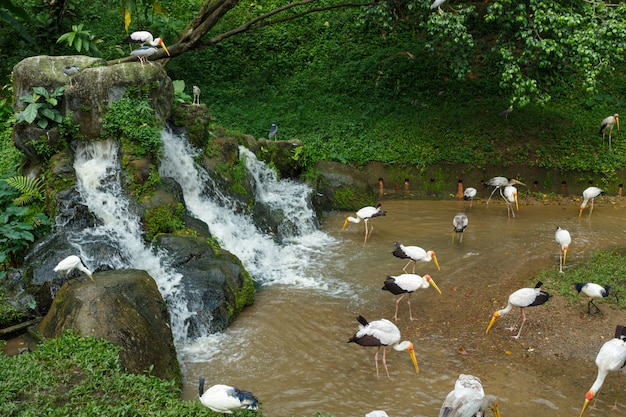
[15,86,66,129]
[4,176,45,206]
[56,23,102,56]
[173,79,192,103]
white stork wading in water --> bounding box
[555,227,571,274]
[198,377,259,414]
[342,204,386,242]
[579,325,626,417]
[438,374,501,417]
[486,281,550,339]
[599,113,619,151]
[392,242,440,273]
[503,185,518,219]
[53,255,94,282]
[579,186,604,219]
[348,315,419,378]
[382,274,442,321]
[575,283,613,315]
[452,212,469,244]
[485,177,526,205]
[463,187,477,210]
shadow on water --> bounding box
[181,200,626,417]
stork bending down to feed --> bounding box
[486,281,550,339]
[575,282,613,315]
[555,226,571,273]
[452,213,468,243]
[348,315,419,378]
[463,187,477,210]
[485,176,526,205]
[342,204,386,242]
[198,377,259,414]
[503,185,518,219]
[438,374,500,417]
[392,242,440,273]
[53,255,94,282]
[382,274,442,321]
[579,325,626,417]
[579,186,604,219]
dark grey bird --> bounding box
[485,176,526,205]
[63,65,80,87]
[268,123,278,140]
[575,283,613,315]
[599,113,619,151]
[198,377,259,413]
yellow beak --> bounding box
[513,179,527,187]
[563,247,568,265]
[428,277,442,295]
[341,219,349,232]
[407,343,419,373]
[486,312,499,333]
[158,39,170,56]
[617,117,620,131]
[432,254,441,271]
[514,193,519,210]
[492,403,501,417]
[579,398,591,417]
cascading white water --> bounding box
[71,139,193,344]
[159,128,347,291]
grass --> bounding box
[537,250,626,311]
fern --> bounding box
[4,176,44,206]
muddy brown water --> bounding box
[181,198,626,417]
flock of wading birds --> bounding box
[338,178,625,417]
[50,172,624,415]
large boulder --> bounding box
[38,269,180,381]
[311,160,376,211]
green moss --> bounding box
[231,269,256,320]
[332,185,374,211]
[0,291,23,328]
[144,203,186,241]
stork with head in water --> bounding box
[342,204,386,242]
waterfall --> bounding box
[159,128,346,291]
[71,139,193,344]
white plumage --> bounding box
[365,411,389,417]
[382,274,442,321]
[439,374,500,417]
[503,185,518,219]
[192,85,201,105]
[348,315,419,378]
[342,204,386,242]
[463,187,477,209]
[53,255,93,282]
[555,226,571,273]
[124,31,170,52]
[430,0,446,12]
[198,377,259,414]
[485,177,526,205]
[575,282,611,315]
[392,242,440,273]
[579,325,626,416]
[130,46,159,66]
[579,186,604,219]
[599,113,619,150]
[452,212,468,243]
[486,281,550,339]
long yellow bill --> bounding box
[486,312,499,333]
[432,254,441,271]
[158,39,170,56]
[407,344,419,373]
[429,277,442,295]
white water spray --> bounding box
[159,128,346,292]
[71,140,193,344]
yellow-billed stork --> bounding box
[486,281,550,339]
[503,185,518,219]
[599,114,619,151]
[198,377,259,414]
[382,274,442,321]
[579,186,604,219]
[438,374,500,417]
[348,315,419,378]
[555,227,571,273]
[463,187,477,210]
[63,65,80,87]
[452,212,469,243]
[342,204,386,242]
[485,177,526,205]
[53,255,93,282]
[392,242,440,273]
[579,325,626,417]
[123,31,170,55]
[575,283,612,315]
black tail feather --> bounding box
[356,315,369,327]
[199,377,205,397]
[615,325,626,340]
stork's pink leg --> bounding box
[407,293,415,321]
[382,347,391,378]
[513,308,527,339]
[374,347,381,378]
[394,295,406,321]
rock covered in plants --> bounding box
[38,269,180,382]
